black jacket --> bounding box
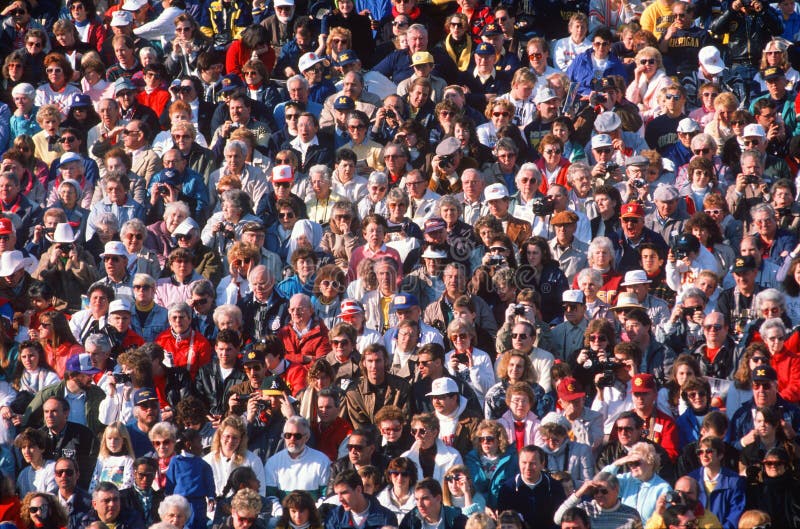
[40,422,99,489]
[196,360,248,416]
[120,486,166,527]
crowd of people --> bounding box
[2,0,800,528]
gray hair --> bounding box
[167,301,192,319]
[755,288,786,313]
[576,268,602,287]
[222,189,252,212]
[308,164,332,183]
[681,287,708,305]
[213,304,243,327]
[284,415,311,436]
[287,74,309,90]
[158,495,191,520]
[224,140,248,157]
[84,333,112,354]
[759,317,787,338]
[189,279,215,298]
[121,218,146,237]
[164,201,190,218]
[437,195,462,216]
[690,133,716,152]
[593,471,619,489]
[750,202,775,220]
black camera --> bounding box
[439,154,455,168]
[631,178,647,189]
[744,174,759,185]
[531,196,556,216]
[112,373,131,384]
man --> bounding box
[238,265,289,342]
[277,293,331,366]
[125,388,160,456]
[689,312,737,380]
[621,270,670,328]
[399,478,467,529]
[79,482,144,529]
[264,416,331,500]
[613,202,669,272]
[497,445,567,529]
[550,291,589,361]
[728,364,800,448]
[688,436,746,529]
[645,184,689,241]
[554,471,643,528]
[119,457,164,527]
[596,411,676,484]
[195,328,247,418]
[645,85,688,154]
[716,255,762,332]
[55,457,93,529]
[327,469,398,529]
[567,28,628,97]
[484,183,531,247]
[426,377,482,456]
[628,373,680,462]
[344,343,412,429]
[549,211,589,283]
[309,388,353,462]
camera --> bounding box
[439,154,454,168]
[744,174,759,185]
[112,373,131,384]
[631,178,647,189]
[531,196,556,216]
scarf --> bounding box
[445,35,472,72]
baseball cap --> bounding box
[631,373,656,393]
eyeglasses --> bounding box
[410,428,428,436]
[511,333,529,340]
[55,468,75,476]
[46,67,63,74]
[693,148,710,155]
[478,436,496,443]
[703,324,722,331]
[695,448,714,456]
[665,94,681,100]
[283,432,304,440]
[639,58,656,65]
[59,136,77,143]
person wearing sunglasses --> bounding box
[554,470,641,528]
[264,415,331,500]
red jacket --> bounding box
[155,328,212,380]
[771,347,800,404]
[277,319,332,366]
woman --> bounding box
[203,416,267,497]
[516,237,569,324]
[704,92,738,151]
[464,420,516,510]
[19,492,67,529]
[437,13,473,74]
[225,25,276,77]
[445,319,495,405]
[33,54,79,118]
[569,319,619,400]
[573,236,623,306]
[602,442,671,521]
[15,429,56,496]
[441,465,486,516]
[727,342,771,419]
[535,134,570,189]
[38,312,82,379]
[149,422,178,490]
[625,47,671,119]
[310,264,346,329]
[476,98,514,149]
[164,14,211,78]
[401,413,463,482]
[376,457,417,523]
[318,0,372,67]
[675,377,717,447]
[657,353,701,418]
[50,19,94,75]
[201,190,261,255]
[31,105,63,166]
[273,491,322,529]
[685,212,735,280]
[320,201,363,274]
[754,39,800,93]
[761,318,800,404]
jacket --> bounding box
[689,467,746,529]
[23,381,106,436]
[276,319,332,367]
[344,375,413,430]
[398,506,466,529]
[709,7,783,67]
[497,472,566,529]
[566,49,629,96]
[324,496,397,529]
[464,447,517,509]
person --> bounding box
[325,469,398,529]
[496,445,567,529]
[263,416,330,500]
[398,478,467,529]
[601,442,671,522]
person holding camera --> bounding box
[553,471,643,529]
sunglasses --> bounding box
[283,432,303,440]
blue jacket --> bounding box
[324,497,398,529]
[688,467,745,529]
[465,447,517,509]
[566,49,629,96]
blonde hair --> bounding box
[99,422,135,458]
